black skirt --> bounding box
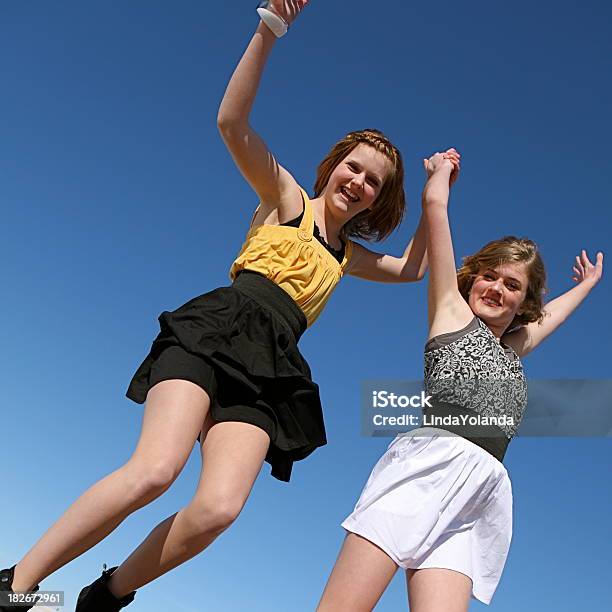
[126,271,325,482]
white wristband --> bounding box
[256,3,289,38]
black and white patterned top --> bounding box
[424,317,527,438]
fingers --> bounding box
[580,250,604,268]
[442,148,461,173]
[424,148,462,168]
[575,254,585,277]
[291,0,308,13]
[573,250,604,285]
[424,149,461,183]
[580,249,592,267]
[594,251,604,280]
[272,0,308,24]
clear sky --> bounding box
[1,1,611,610]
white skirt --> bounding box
[341,428,513,605]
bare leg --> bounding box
[107,419,270,598]
[317,533,398,611]
[11,380,209,592]
[406,568,472,612]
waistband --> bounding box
[232,270,307,342]
[422,403,510,462]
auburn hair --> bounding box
[457,236,547,327]
[313,129,405,241]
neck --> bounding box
[311,196,344,247]
[482,319,509,340]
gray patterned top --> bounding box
[424,317,527,438]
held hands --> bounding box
[264,0,309,28]
[572,250,604,288]
[423,148,461,186]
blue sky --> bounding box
[1,1,611,610]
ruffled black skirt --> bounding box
[126,271,324,482]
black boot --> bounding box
[0,565,40,612]
[75,565,136,612]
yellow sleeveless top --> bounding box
[229,188,353,327]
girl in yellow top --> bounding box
[1,3,431,611]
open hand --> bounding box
[572,250,604,288]
[572,249,603,286]
[265,0,310,27]
[423,148,461,185]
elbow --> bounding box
[401,263,426,283]
[412,269,427,283]
[216,112,248,137]
[415,268,427,282]
[216,114,233,135]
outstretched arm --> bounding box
[347,214,428,283]
[504,250,604,356]
[347,149,462,284]
[217,2,309,217]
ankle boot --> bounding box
[0,566,40,612]
[75,565,136,612]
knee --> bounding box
[122,459,181,502]
[185,494,244,536]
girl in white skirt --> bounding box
[317,149,604,611]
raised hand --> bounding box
[264,0,310,27]
[423,148,461,185]
[572,250,604,288]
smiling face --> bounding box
[468,263,530,330]
[314,129,406,241]
[457,237,547,333]
[322,143,392,223]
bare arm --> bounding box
[347,214,428,283]
[504,250,604,356]
[217,3,308,217]
[421,150,472,336]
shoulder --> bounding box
[501,326,532,358]
[425,316,479,352]
[342,240,362,272]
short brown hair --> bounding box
[313,129,405,241]
[457,236,547,327]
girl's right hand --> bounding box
[265,0,310,27]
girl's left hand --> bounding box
[572,250,604,288]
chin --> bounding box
[326,194,350,218]
[471,300,504,322]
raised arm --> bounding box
[347,213,428,283]
[217,2,308,217]
[504,250,604,356]
[421,150,472,336]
